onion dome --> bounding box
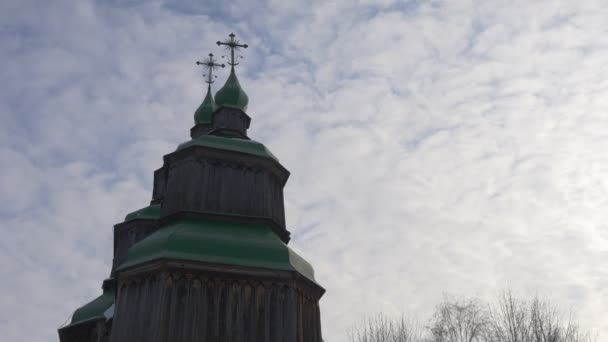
[194,84,216,124]
[215,33,249,111]
[194,53,224,124]
[215,68,249,111]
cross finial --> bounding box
[216,33,248,69]
[196,53,225,84]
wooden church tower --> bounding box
[58,33,325,342]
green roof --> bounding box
[124,204,161,222]
[215,68,249,111]
[194,84,216,124]
[176,134,278,161]
[117,217,316,283]
[66,282,114,327]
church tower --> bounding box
[58,33,325,342]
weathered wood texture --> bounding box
[212,107,251,135]
[190,123,214,139]
[59,319,112,342]
[152,167,167,204]
[159,148,289,231]
[110,270,323,342]
[112,220,160,273]
[191,108,251,139]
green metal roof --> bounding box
[66,282,114,327]
[124,204,161,222]
[176,134,278,161]
[194,84,216,124]
[215,68,249,111]
[117,217,316,283]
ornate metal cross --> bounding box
[216,33,248,68]
[196,53,225,84]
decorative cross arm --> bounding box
[216,33,248,67]
[196,53,225,84]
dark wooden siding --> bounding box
[110,270,322,342]
[59,319,112,342]
[161,149,288,229]
[112,220,160,274]
[212,107,251,136]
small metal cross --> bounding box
[216,33,248,68]
[196,53,225,84]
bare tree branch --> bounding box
[486,290,596,342]
[347,291,596,342]
[349,314,421,342]
[429,296,489,342]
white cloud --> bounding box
[1,0,608,341]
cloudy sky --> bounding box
[2,0,608,341]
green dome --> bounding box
[194,85,216,124]
[215,68,249,111]
[124,204,161,222]
[117,217,317,284]
[66,279,114,327]
[176,134,278,161]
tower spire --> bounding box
[194,53,225,124]
[215,33,249,111]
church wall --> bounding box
[152,167,167,204]
[212,107,251,136]
[112,220,161,273]
[190,123,214,139]
[110,269,322,342]
[59,319,111,342]
[161,149,287,229]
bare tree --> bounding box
[428,297,489,342]
[347,292,596,342]
[486,290,596,342]
[486,291,529,342]
[349,314,421,342]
